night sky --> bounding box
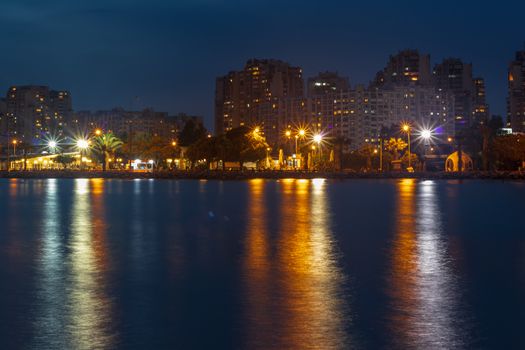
[1,0,523,129]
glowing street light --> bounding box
[298,129,306,137]
[94,129,102,136]
[48,140,58,154]
[76,139,89,150]
[285,130,291,137]
[76,139,89,170]
[421,129,432,140]
[313,134,322,144]
[401,123,412,169]
[12,139,18,156]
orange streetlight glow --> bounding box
[401,123,411,169]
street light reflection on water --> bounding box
[4,177,517,348]
[388,179,468,348]
[243,178,353,349]
[33,179,116,349]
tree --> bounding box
[385,137,407,161]
[492,134,525,170]
[186,136,216,169]
[223,127,268,169]
[55,154,75,169]
[357,144,378,171]
[480,116,504,170]
[134,135,176,168]
[400,152,420,170]
[178,119,207,147]
[92,133,123,171]
[333,136,350,171]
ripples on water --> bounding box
[0,178,524,349]
[388,179,468,349]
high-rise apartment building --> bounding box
[73,108,171,142]
[5,85,72,143]
[307,72,350,96]
[0,98,6,143]
[433,58,489,130]
[372,49,432,87]
[332,85,455,149]
[472,78,489,124]
[215,59,304,144]
[214,53,461,151]
[508,49,525,132]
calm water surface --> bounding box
[0,178,524,349]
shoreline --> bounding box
[1,170,524,180]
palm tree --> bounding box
[358,144,377,171]
[93,133,123,171]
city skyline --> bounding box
[0,0,524,128]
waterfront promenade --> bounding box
[1,170,524,180]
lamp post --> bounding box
[313,133,323,170]
[12,139,18,156]
[421,129,432,171]
[48,140,57,154]
[76,139,89,170]
[297,129,306,169]
[285,130,291,159]
[313,133,322,154]
[402,124,411,169]
[379,137,383,172]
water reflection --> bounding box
[388,179,466,348]
[33,179,67,348]
[67,179,115,349]
[243,179,351,349]
[243,179,272,346]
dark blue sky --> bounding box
[1,0,523,129]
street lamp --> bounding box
[420,129,433,172]
[94,129,102,136]
[401,123,411,169]
[421,129,432,140]
[48,140,58,154]
[12,139,18,156]
[76,139,89,170]
[313,134,323,163]
[76,139,89,150]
